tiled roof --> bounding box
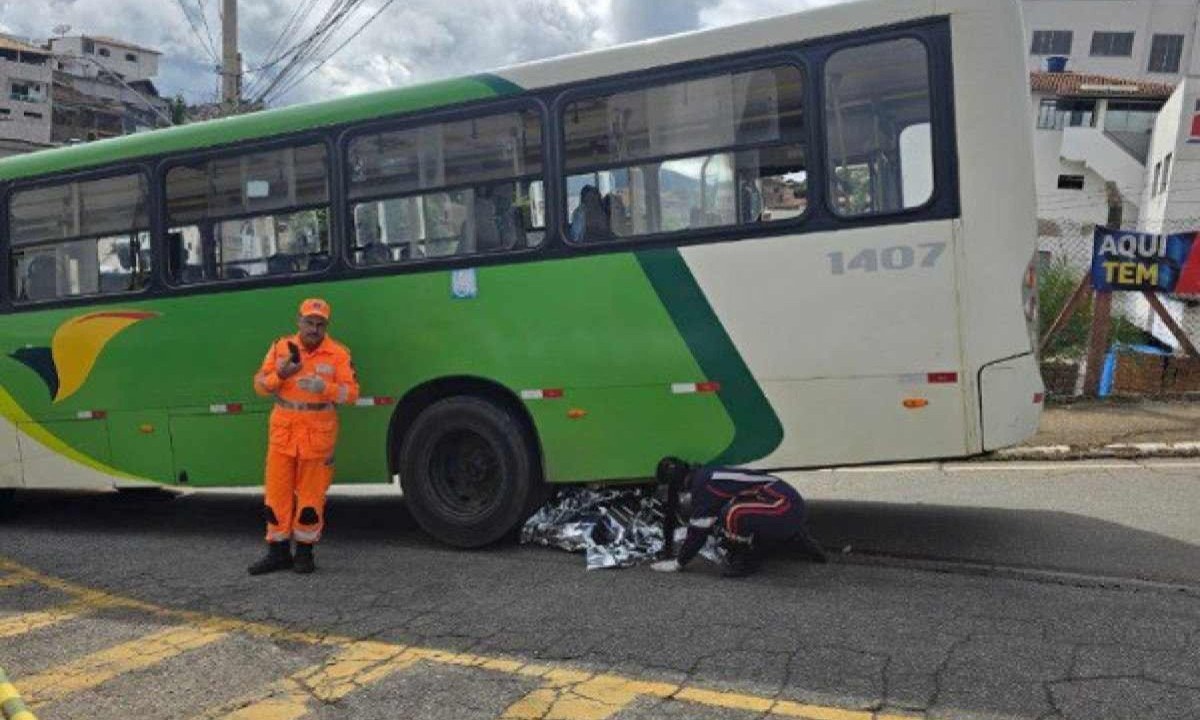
[1030,71,1175,99]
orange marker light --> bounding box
[567,408,588,419]
[138,424,155,434]
[903,398,929,409]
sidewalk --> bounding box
[999,399,1200,459]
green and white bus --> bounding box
[0,0,1042,546]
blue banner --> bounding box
[1090,227,1199,292]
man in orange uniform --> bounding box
[248,298,359,575]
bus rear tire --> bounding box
[399,396,541,548]
[0,488,15,519]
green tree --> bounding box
[1039,256,1144,358]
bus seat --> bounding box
[25,255,57,301]
[571,185,610,242]
[267,254,294,275]
[99,272,132,293]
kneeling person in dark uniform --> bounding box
[651,457,827,577]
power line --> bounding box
[267,0,398,104]
[175,0,219,64]
[194,0,220,65]
[253,0,372,104]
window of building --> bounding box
[1057,175,1085,190]
[98,47,111,58]
[1148,34,1184,73]
[125,53,137,63]
[1104,101,1161,133]
[1090,32,1135,57]
[1036,98,1097,130]
[347,109,544,264]
[1152,162,1162,197]
[1161,153,1173,193]
[1031,30,1073,56]
[0,109,9,116]
[165,143,330,284]
[8,172,152,302]
[826,38,933,216]
[562,64,807,242]
[82,39,94,54]
[22,111,42,119]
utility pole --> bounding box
[221,0,240,109]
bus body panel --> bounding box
[945,1,1044,390]
[681,220,969,467]
[980,354,1044,451]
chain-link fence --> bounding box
[1037,217,1200,399]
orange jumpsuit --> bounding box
[253,334,359,544]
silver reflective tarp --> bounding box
[520,487,719,570]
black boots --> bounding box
[247,541,293,575]
[293,543,315,574]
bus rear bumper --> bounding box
[979,353,1045,451]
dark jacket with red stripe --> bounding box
[675,466,802,567]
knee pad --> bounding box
[298,506,320,525]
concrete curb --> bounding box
[993,441,1200,461]
[0,667,36,720]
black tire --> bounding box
[399,396,541,548]
[0,488,15,519]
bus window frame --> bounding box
[554,53,813,250]
[336,96,552,272]
[3,163,156,309]
[158,131,338,291]
[815,28,956,225]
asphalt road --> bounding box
[0,459,1197,720]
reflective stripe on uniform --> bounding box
[275,399,334,411]
[335,384,349,403]
[689,516,717,529]
[293,527,321,543]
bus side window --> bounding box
[562,63,807,243]
[165,144,331,285]
[346,110,544,267]
[825,38,933,217]
[8,172,152,303]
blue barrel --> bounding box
[1046,56,1069,73]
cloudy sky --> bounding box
[0,0,845,107]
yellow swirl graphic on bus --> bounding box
[50,311,158,402]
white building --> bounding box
[48,35,161,83]
[0,35,53,156]
[1021,1,1200,352]
[1023,0,1200,82]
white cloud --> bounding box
[0,0,851,107]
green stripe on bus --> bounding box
[0,74,518,183]
[636,248,783,465]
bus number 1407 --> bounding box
[829,243,946,276]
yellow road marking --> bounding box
[0,556,928,720]
[198,641,420,720]
[19,624,228,707]
[0,601,97,639]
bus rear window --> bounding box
[824,38,934,217]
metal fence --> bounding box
[1037,217,1200,399]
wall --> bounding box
[1023,0,1199,81]
[0,56,52,145]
